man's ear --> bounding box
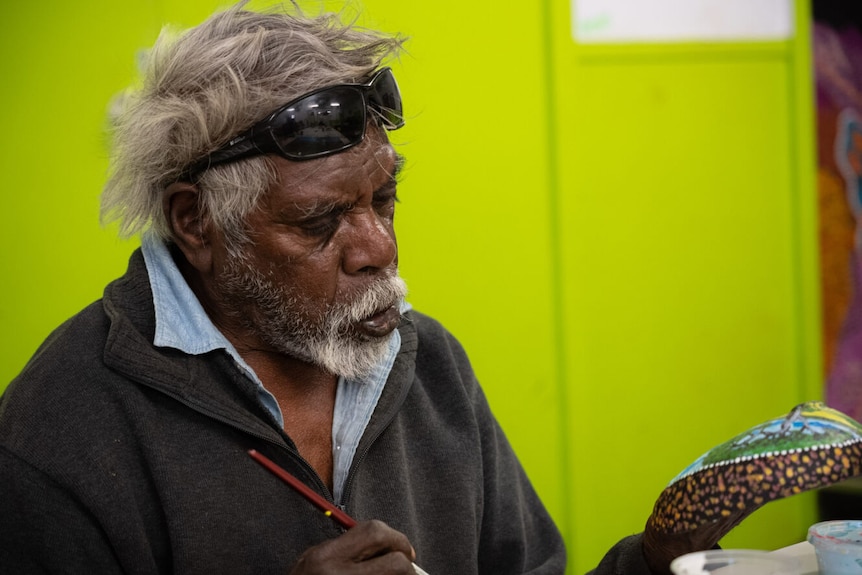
[163,181,212,273]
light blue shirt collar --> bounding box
[140,231,406,504]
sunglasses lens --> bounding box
[370,69,404,129]
[190,69,405,174]
[269,86,366,158]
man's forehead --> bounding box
[281,141,400,182]
[267,148,403,211]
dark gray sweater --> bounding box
[0,250,649,574]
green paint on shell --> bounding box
[648,403,862,535]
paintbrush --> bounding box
[248,449,431,575]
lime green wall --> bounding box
[549,0,821,570]
[1,1,820,573]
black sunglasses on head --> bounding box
[184,67,404,178]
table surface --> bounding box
[770,541,818,575]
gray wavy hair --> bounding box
[101,1,404,246]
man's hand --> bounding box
[643,512,743,574]
[289,520,418,575]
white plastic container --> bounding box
[808,520,862,575]
[670,549,793,575]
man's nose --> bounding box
[341,209,397,274]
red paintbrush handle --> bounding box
[248,449,357,529]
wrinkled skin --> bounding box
[166,124,416,573]
[288,521,418,575]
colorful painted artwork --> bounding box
[647,402,862,535]
[815,23,862,421]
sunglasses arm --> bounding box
[184,128,277,179]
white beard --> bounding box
[218,255,407,380]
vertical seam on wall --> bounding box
[787,0,822,531]
[540,0,574,554]
[788,0,823,404]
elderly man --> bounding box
[0,3,662,575]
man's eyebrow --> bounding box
[289,153,406,218]
[291,197,348,219]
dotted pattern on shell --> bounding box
[648,440,862,534]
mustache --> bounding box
[337,272,408,324]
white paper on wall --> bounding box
[572,0,794,43]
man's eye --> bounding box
[373,193,398,206]
[373,191,398,214]
[301,217,339,238]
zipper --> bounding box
[339,425,386,512]
[339,379,412,510]
[145,386,338,504]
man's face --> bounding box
[207,125,406,379]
